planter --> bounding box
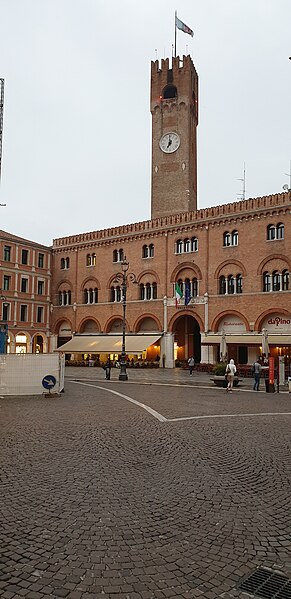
[211,376,241,388]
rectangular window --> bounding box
[20,305,28,322]
[38,253,44,268]
[37,280,44,295]
[3,275,10,291]
[2,303,9,321]
[4,246,11,261]
[21,249,28,265]
[37,307,43,323]
[21,278,28,293]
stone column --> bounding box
[160,332,175,369]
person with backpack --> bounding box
[225,359,236,393]
[252,358,262,391]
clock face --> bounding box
[159,132,180,154]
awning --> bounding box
[202,334,291,346]
[55,334,162,353]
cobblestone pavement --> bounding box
[1,369,291,599]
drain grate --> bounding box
[238,567,291,598]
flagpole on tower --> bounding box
[174,10,177,57]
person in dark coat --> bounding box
[105,358,112,380]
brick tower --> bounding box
[150,55,198,219]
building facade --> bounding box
[50,191,291,368]
[1,54,291,367]
[0,230,52,353]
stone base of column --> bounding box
[160,333,175,368]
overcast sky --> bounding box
[0,0,290,246]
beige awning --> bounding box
[202,334,291,346]
[55,334,162,353]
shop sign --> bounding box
[269,356,275,385]
[59,322,72,337]
[218,316,246,333]
[262,314,291,332]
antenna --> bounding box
[237,162,246,201]
[0,78,4,182]
[283,159,291,190]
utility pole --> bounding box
[0,78,4,182]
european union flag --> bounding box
[185,281,191,306]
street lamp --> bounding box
[113,257,137,381]
[0,289,8,354]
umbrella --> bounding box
[262,328,269,357]
[219,329,227,362]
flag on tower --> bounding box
[184,281,191,306]
[175,282,183,307]
[175,15,194,37]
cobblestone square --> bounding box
[1,369,291,598]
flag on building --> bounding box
[175,282,183,307]
[185,281,191,306]
[175,15,194,37]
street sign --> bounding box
[42,375,56,390]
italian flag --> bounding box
[175,282,183,307]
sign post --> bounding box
[268,356,275,393]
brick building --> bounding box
[50,190,291,368]
[2,54,291,367]
[0,230,51,353]
[50,54,291,368]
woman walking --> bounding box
[225,358,236,393]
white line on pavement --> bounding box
[167,411,291,422]
[70,380,167,422]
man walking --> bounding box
[188,356,195,376]
[252,358,262,391]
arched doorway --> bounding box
[172,315,201,364]
[32,334,44,353]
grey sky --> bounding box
[0,0,290,245]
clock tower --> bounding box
[150,55,198,219]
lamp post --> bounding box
[113,257,137,381]
[0,289,8,354]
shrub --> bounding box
[213,362,227,376]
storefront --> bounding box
[201,312,291,366]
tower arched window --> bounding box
[92,253,96,266]
[227,275,235,295]
[176,240,183,254]
[152,282,157,299]
[191,237,198,252]
[184,239,191,253]
[113,249,118,263]
[149,244,154,257]
[61,258,65,269]
[272,270,280,292]
[219,276,226,295]
[282,269,289,291]
[142,245,149,258]
[140,283,145,300]
[163,85,177,100]
[267,224,276,240]
[86,254,91,266]
[263,272,271,292]
[146,283,151,300]
[59,291,62,305]
[192,278,198,297]
[236,274,243,294]
[223,232,231,247]
[65,257,70,269]
[232,231,238,246]
[277,223,284,239]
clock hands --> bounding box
[167,135,172,148]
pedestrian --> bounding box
[252,358,262,391]
[188,356,195,376]
[105,357,112,380]
[225,358,236,393]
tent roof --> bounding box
[55,334,162,353]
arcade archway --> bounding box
[172,314,201,364]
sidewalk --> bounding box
[65,365,287,393]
